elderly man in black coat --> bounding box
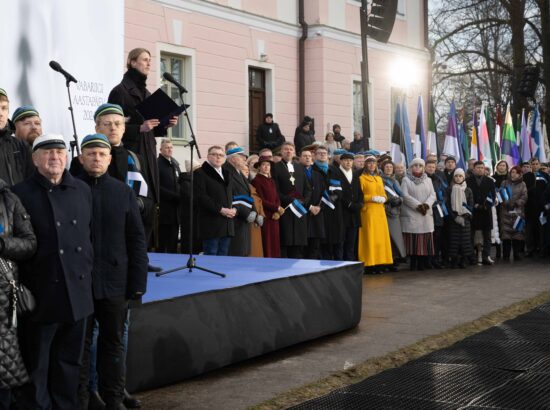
[333,152,363,261]
[272,142,312,258]
[75,134,148,410]
[158,138,181,253]
[466,160,497,265]
[194,146,235,255]
[12,134,94,410]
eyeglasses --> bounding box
[100,121,124,128]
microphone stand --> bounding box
[156,88,225,278]
[64,79,80,159]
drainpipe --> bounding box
[298,0,307,121]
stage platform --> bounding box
[126,254,363,392]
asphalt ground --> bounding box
[136,257,550,409]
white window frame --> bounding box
[156,43,196,144]
[351,75,374,147]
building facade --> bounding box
[124,0,430,165]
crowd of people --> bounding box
[1,45,550,410]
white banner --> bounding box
[0,0,124,148]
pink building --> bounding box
[124,0,430,165]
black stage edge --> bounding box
[126,262,363,392]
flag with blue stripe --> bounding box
[321,191,335,210]
[513,216,525,232]
[328,179,342,191]
[289,199,308,218]
[232,195,254,209]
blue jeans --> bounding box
[202,237,231,255]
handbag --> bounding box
[0,195,36,325]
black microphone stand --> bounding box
[64,79,80,159]
[156,87,225,278]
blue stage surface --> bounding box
[145,253,359,303]
[128,254,363,392]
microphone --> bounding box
[163,72,187,94]
[49,60,78,83]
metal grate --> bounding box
[462,322,550,345]
[289,392,462,410]
[414,339,550,371]
[464,373,550,407]
[341,363,515,405]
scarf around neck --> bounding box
[451,181,471,216]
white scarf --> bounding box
[451,182,471,216]
[339,165,353,184]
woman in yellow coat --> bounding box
[358,155,393,273]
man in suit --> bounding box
[224,146,256,256]
[194,146,235,255]
[157,138,181,253]
[13,134,94,409]
[466,160,497,265]
[272,142,312,258]
[76,134,148,410]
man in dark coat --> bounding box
[256,113,285,152]
[312,146,344,260]
[224,147,256,257]
[12,134,94,409]
[300,147,325,259]
[466,160,496,265]
[294,121,315,154]
[0,88,34,186]
[108,48,178,254]
[333,152,363,261]
[444,156,457,185]
[76,134,148,410]
[157,138,181,253]
[194,146,235,255]
[349,131,366,153]
[272,142,312,258]
[12,105,42,147]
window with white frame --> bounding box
[397,0,406,17]
[160,53,191,141]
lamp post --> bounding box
[360,0,371,151]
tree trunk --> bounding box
[539,0,550,139]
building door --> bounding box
[248,67,266,152]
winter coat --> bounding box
[445,185,474,258]
[400,173,436,234]
[224,163,255,256]
[194,161,235,240]
[251,173,280,258]
[0,126,34,187]
[109,68,167,203]
[272,160,312,246]
[466,175,496,231]
[499,177,528,241]
[12,170,94,323]
[427,172,448,227]
[317,165,344,245]
[333,166,363,229]
[305,165,326,240]
[158,155,181,225]
[256,121,285,150]
[294,131,315,154]
[78,173,148,300]
[0,179,36,389]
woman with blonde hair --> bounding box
[357,156,393,274]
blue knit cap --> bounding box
[93,103,124,121]
[81,133,111,150]
[12,105,39,123]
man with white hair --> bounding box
[13,134,94,409]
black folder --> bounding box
[135,89,189,130]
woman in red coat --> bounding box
[251,156,284,257]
